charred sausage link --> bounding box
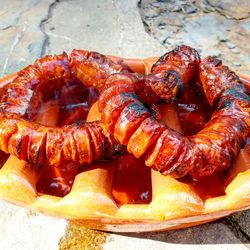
[1,45,248,177]
[151,57,249,178]
[100,46,250,178]
[0,51,126,119]
[188,57,249,178]
[0,50,127,167]
[70,49,127,90]
[0,53,71,119]
[99,45,200,109]
[0,114,118,167]
[151,45,200,87]
[99,45,199,167]
[99,46,200,111]
[0,45,191,167]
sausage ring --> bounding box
[0,50,127,167]
[0,48,186,167]
[99,45,250,179]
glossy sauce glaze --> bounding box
[176,83,212,135]
[36,161,79,197]
[36,81,97,197]
[179,172,226,200]
[35,79,248,202]
[0,151,9,169]
[112,153,152,205]
[58,80,98,126]
[176,83,226,199]
[191,172,226,200]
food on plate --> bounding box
[0,46,191,168]
[0,45,249,231]
[0,45,248,179]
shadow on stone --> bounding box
[115,220,249,244]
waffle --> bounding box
[0,58,249,232]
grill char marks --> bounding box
[100,46,250,179]
[0,45,249,177]
[0,50,128,167]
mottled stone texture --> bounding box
[0,0,55,77]
[42,0,164,57]
[0,0,164,76]
[105,222,250,250]
[138,0,250,75]
[0,200,66,250]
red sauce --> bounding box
[36,161,79,197]
[58,80,98,126]
[0,151,9,169]
[247,136,250,154]
[177,84,212,135]
[180,171,226,200]
[36,81,97,197]
[112,153,152,205]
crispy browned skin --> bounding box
[141,45,200,102]
[100,46,250,178]
[0,50,126,167]
[99,45,200,110]
[151,45,200,86]
[0,46,198,167]
[0,114,118,167]
[0,51,126,119]
[70,50,126,90]
[189,57,249,178]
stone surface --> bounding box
[0,0,249,249]
[0,0,165,76]
[120,221,248,244]
[0,200,66,250]
[42,0,165,57]
[0,0,55,77]
[105,228,250,250]
[228,210,250,239]
[207,0,250,20]
[138,0,250,75]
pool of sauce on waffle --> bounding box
[0,80,249,203]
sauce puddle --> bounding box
[112,153,152,205]
[0,151,9,169]
[35,80,248,203]
[36,81,98,197]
